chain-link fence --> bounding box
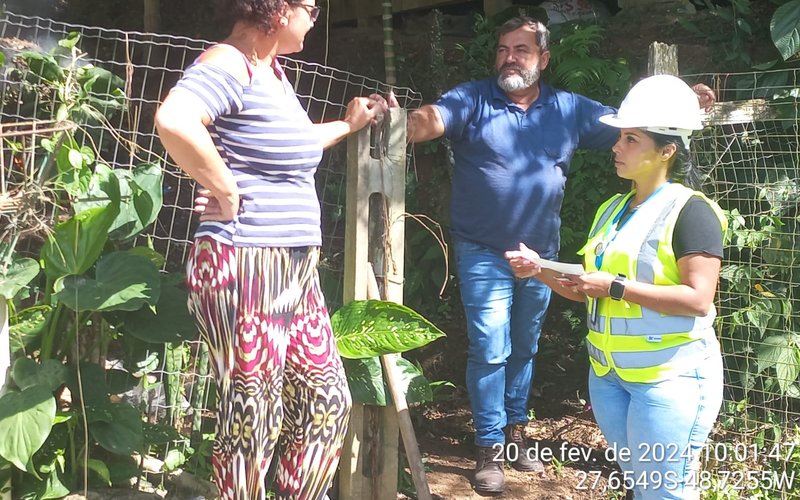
[687,69,800,498]
[0,9,421,490]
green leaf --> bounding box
[41,467,69,499]
[142,422,180,446]
[0,385,56,471]
[771,0,800,61]
[332,300,446,359]
[163,449,186,472]
[12,358,67,392]
[394,356,433,405]
[89,403,144,455]
[776,346,800,395]
[0,258,40,300]
[40,204,119,280]
[57,32,80,50]
[756,335,790,373]
[342,357,387,406]
[54,251,161,312]
[85,458,111,486]
[66,362,109,406]
[120,277,197,343]
[74,163,163,241]
[9,306,51,355]
[342,355,431,406]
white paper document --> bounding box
[530,257,585,276]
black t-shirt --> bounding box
[672,195,724,259]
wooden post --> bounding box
[0,301,10,500]
[339,108,407,500]
[648,41,678,76]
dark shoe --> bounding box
[505,423,545,473]
[474,446,505,494]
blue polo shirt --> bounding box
[434,78,617,258]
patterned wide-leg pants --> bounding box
[186,237,352,500]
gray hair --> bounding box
[498,16,550,53]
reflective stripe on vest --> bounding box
[582,183,725,383]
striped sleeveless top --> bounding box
[170,48,324,247]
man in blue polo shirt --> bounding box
[402,16,616,494]
[400,16,712,494]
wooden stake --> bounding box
[367,265,432,500]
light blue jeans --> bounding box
[454,239,551,447]
[589,353,723,500]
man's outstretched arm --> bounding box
[389,92,446,143]
[407,104,446,143]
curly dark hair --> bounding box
[215,0,287,34]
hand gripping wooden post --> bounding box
[339,108,430,499]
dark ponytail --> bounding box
[647,132,702,190]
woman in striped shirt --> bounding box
[155,1,387,498]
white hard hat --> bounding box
[599,75,703,148]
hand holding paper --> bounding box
[505,243,584,279]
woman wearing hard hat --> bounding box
[506,74,725,499]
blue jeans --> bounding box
[454,239,551,447]
[589,352,723,500]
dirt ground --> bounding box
[413,396,621,499]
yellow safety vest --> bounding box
[578,182,727,383]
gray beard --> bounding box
[497,65,540,93]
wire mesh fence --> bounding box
[686,68,800,497]
[0,9,421,489]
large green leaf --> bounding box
[394,356,433,406]
[757,334,792,373]
[12,358,68,392]
[54,251,161,312]
[66,362,109,406]
[40,204,119,280]
[771,0,800,61]
[74,163,163,242]
[0,385,56,471]
[342,355,432,406]
[89,403,143,455]
[0,258,40,300]
[342,357,387,406]
[130,163,164,236]
[121,276,197,343]
[332,300,445,359]
[776,345,800,396]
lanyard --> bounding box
[594,182,670,270]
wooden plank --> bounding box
[648,41,678,76]
[704,99,774,125]
[339,109,407,500]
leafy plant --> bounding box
[332,299,446,407]
[0,33,196,498]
